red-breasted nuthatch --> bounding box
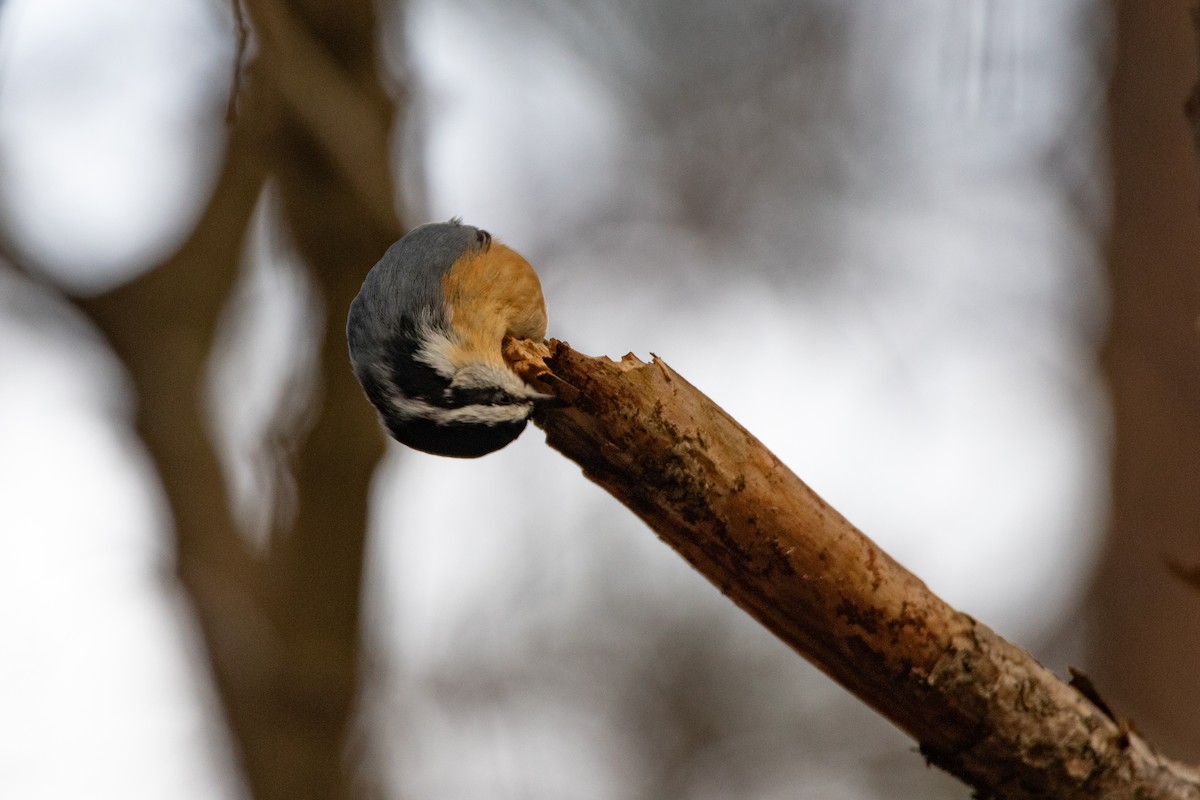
[347,219,551,457]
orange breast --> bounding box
[440,243,548,367]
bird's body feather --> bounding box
[346,220,549,457]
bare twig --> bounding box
[505,338,1200,800]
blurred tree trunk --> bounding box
[1093,0,1200,760]
[79,1,402,798]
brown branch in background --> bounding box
[77,86,274,789]
[1165,557,1200,594]
[73,0,402,796]
[1184,4,1200,183]
[242,2,399,798]
[505,338,1200,800]
[226,0,250,124]
[241,0,399,234]
[1097,0,1200,761]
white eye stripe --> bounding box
[381,380,532,425]
[372,364,528,424]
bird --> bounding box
[347,219,553,458]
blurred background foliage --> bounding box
[1,1,1198,798]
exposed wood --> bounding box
[504,337,1200,800]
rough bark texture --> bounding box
[505,338,1200,800]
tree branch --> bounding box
[504,338,1200,800]
[241,0,400,234]
[70,0,401,793]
